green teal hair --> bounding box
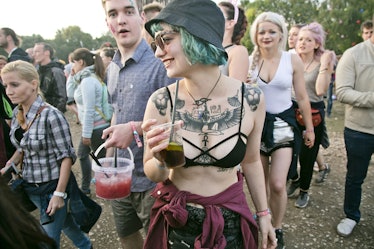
[151,23,227,66]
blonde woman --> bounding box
[1,60,93,249]
[248,11,315,249]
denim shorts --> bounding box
[111,188,155,237]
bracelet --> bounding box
[256,208,271,217]
[319,68,328,74]
[253,208,271,220]
[130,121,143,148]
[53,191,67,199]
[305,129,314,133]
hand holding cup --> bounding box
[144,120,185,169]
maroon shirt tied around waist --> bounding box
[144,172,259,249]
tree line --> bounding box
[242,0,373,55]
[1,0,372,63]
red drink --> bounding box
[95,173,131,199]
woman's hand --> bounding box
[142,119,170,162]
[258,215,277,249]
[82,137,91,146]
[46,195,65,216]
[303,130,315,148]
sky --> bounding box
[1,0,108,39]
[1,0,227,40]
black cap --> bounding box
[145,0,225,50]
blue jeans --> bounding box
[343,128,374,223]
[29,193,92,249]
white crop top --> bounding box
[257,51,293,114]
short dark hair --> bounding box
[35,42,55,59]
[101,47,116,59]
[1,27,20,46]
[361,20,373,32]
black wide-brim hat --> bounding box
[145,0,225,51]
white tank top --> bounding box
[257,51,293,114]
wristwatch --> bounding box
[53,191,67,199]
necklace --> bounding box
[304,58,314,72]
[185,72,222,120]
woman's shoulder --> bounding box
[147,84,173,108]
[40,103,66,119]
[81,75,101,87]
[242,83,264,112]
[230,45,248,54]
[153,81,177,95]
[40,103,58,114]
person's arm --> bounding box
[47,157,72,216]
[142,87,172,183]
[240,84,276,249]
[102,121,142,149]
[66,74,77,99]
[81,78,96,143]
[292,54,315,148]
[45,109,75,216]
[0,150,22,175]
[315,50,336,96]
[336,48,374,107]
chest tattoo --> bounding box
[175,90,243,148]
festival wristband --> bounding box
[256,208,271,217]
[131,121,143,148]
[253,208,271,219]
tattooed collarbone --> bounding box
[244,84,261,111]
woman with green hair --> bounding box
[141,0,277,248]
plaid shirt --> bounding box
[10,96,76,183]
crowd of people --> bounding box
[0,0,373,249]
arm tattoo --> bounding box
[243,84,261,111]
[151,87,186,116]
[151,88,169,116]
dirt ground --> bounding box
[60,100,374,249]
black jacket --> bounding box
[7,47,31,63]
[38,61,67,112]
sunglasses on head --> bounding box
[152,31,178,51]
